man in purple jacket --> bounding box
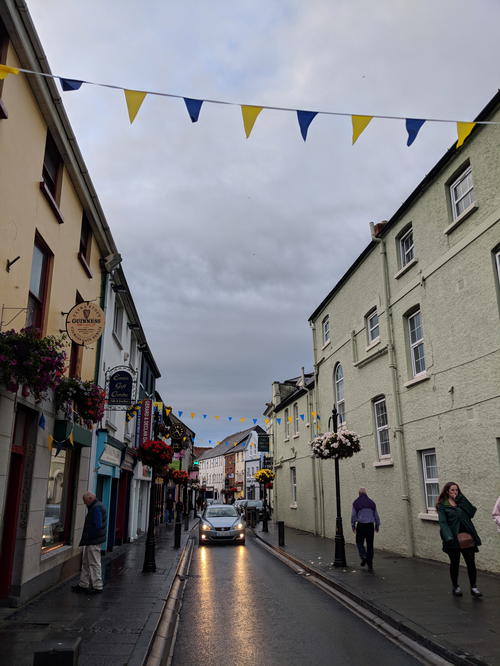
[351,487,380,571]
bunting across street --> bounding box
[0,63,489,148]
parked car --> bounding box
[199,504,246,546]
[237,499,269,520]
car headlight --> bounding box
[201,522,213,531]
[232,522,244,530]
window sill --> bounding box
[292,434,299,439]
[0,98,8,119]
[105,420,117,433]
[78,252,93,278]
[365,338,380,352]
[321,340,331,351]
[404,372,430,388]
[41,543,72,561]
[373,459,393,468]
[418,511,438,522]
[290,503,297,509]
[394,257,418,280]
[444,203,478,235]
[39,180,64,224]
[284,437,290,443]
[353,344,388,369]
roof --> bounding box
[274,374,315,413]
[308,89,500,322]
[196,425,265,460]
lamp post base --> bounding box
[333,517,347,568]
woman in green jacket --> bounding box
[437,482,482,598]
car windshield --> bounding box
[206,506,238,518]
[246,501,261,507]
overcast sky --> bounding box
[27,0,500,446]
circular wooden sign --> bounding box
[66,301,105,346]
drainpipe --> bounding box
[303,366,319,536]
[370,222,415,557]
[310,320,325,537]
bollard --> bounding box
[33,636,81,665]
[174,521,182,548]
[277,520,285,547]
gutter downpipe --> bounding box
[371,223,415,557]
[310,321,325,537]
[303,367,319,536]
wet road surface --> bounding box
[172,534,420,666]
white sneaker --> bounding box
[452,586,462,596]
[471,587,482,597]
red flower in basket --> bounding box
[138,440,173,468]
[171,470,189,484]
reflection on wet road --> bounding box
[172,535,420,666]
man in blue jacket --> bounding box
[72,492,107,594]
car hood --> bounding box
[205,517,240,528]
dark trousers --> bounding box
[447,548,477,588]
[356,523,375,564]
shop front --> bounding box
[95,429,124,552]
[115,447,136,545]
[128,461,151,540]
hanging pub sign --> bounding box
[66,301,105,346]
[139,398,153,445]
[258,433,270,452]
[106,366,135,407]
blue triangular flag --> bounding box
[228,416,233,421]
[405,118,426,146]
[277,417,282,424]
[209,440,212,444]
[300,414,305,421]
[184,98,204,123]
[203,414,207,419]
[60,78,83,92]
[225,442,229,446]
[297,110,318,141]
[178,410,183,417]
[39,413,46,429]
[253,418,258,424]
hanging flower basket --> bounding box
[310,428,361,460]
[254,468,275,484]
[138,440,174,468]
[0,327,66,399]
[55,377,106,426]
[171,470,189,484]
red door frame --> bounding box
[0,445,25,598]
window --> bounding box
[373,397,390,458]
[366,308,379,344]
[0,19,9,119]
[79,214,92,269]
[495,250,500,287]
[129,336,137,369]
[42,132,62,201]
[26,235,52,331]
[290,467,297,503]
[293,403,299,435]
[399,227,414,268]
[284,408,290,438]
[334,364,345,425]
[450,166,475,220]
[322,315,330,345]
[113,299,124,342]
[42,447,76,552]
[421,449,439,511]
[408,309,426,376]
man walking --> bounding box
[72,492,107,593]
[351,487,380,571]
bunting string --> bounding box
[0,63,494,147]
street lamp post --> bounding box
[329,406,347,568]
[261,482,268,532]
[142,467,157,572]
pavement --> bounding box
[0,518,197,666]
[253,521,500,666]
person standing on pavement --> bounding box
[72,492,107,594]
[351,488,380,570]
[492,496,500,533]
[437,482,482,598]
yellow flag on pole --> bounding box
[456,122,476,148]
[241,105,263,138]
[352,115,373,144]
[124,89,147,124]
[0,64,20,79]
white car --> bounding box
[198,504,246,546]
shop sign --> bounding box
[258,433,270,452]
[66,301,105,346]
[108,369,133,406]
[139,398,153,445]
[100,445,122,467]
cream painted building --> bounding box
[270,92,500,573]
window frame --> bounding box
[322,315,330,346]
[449,166,475,221]
[284,408,290,439]
[26,233,52,333]
[366,308,380,345]
[0,18,9,119]
[421,449,439,512]
[78,214,93,276]
[407,309,426,377]
[334,364,345,426]
[113,299,124,343]
[293,402,299,435]
[373,397,390,459]
[42,446,78,553]
[399,227,415,268]
[290,466,297,504]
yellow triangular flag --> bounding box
[352,115,373,144]
[456,122,476,148]
[214,415,220,420]
[124,89,147,124]
[0,64,20,79]
[264,417,270,425]
[241,105,263,138]
[190,412,195,419]
[288,416,293,423]
[48,435,54,452]
[311,411,317,418]
[240,417,245,422]
[69,431,75,446]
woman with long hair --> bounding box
[437,481,482,597]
